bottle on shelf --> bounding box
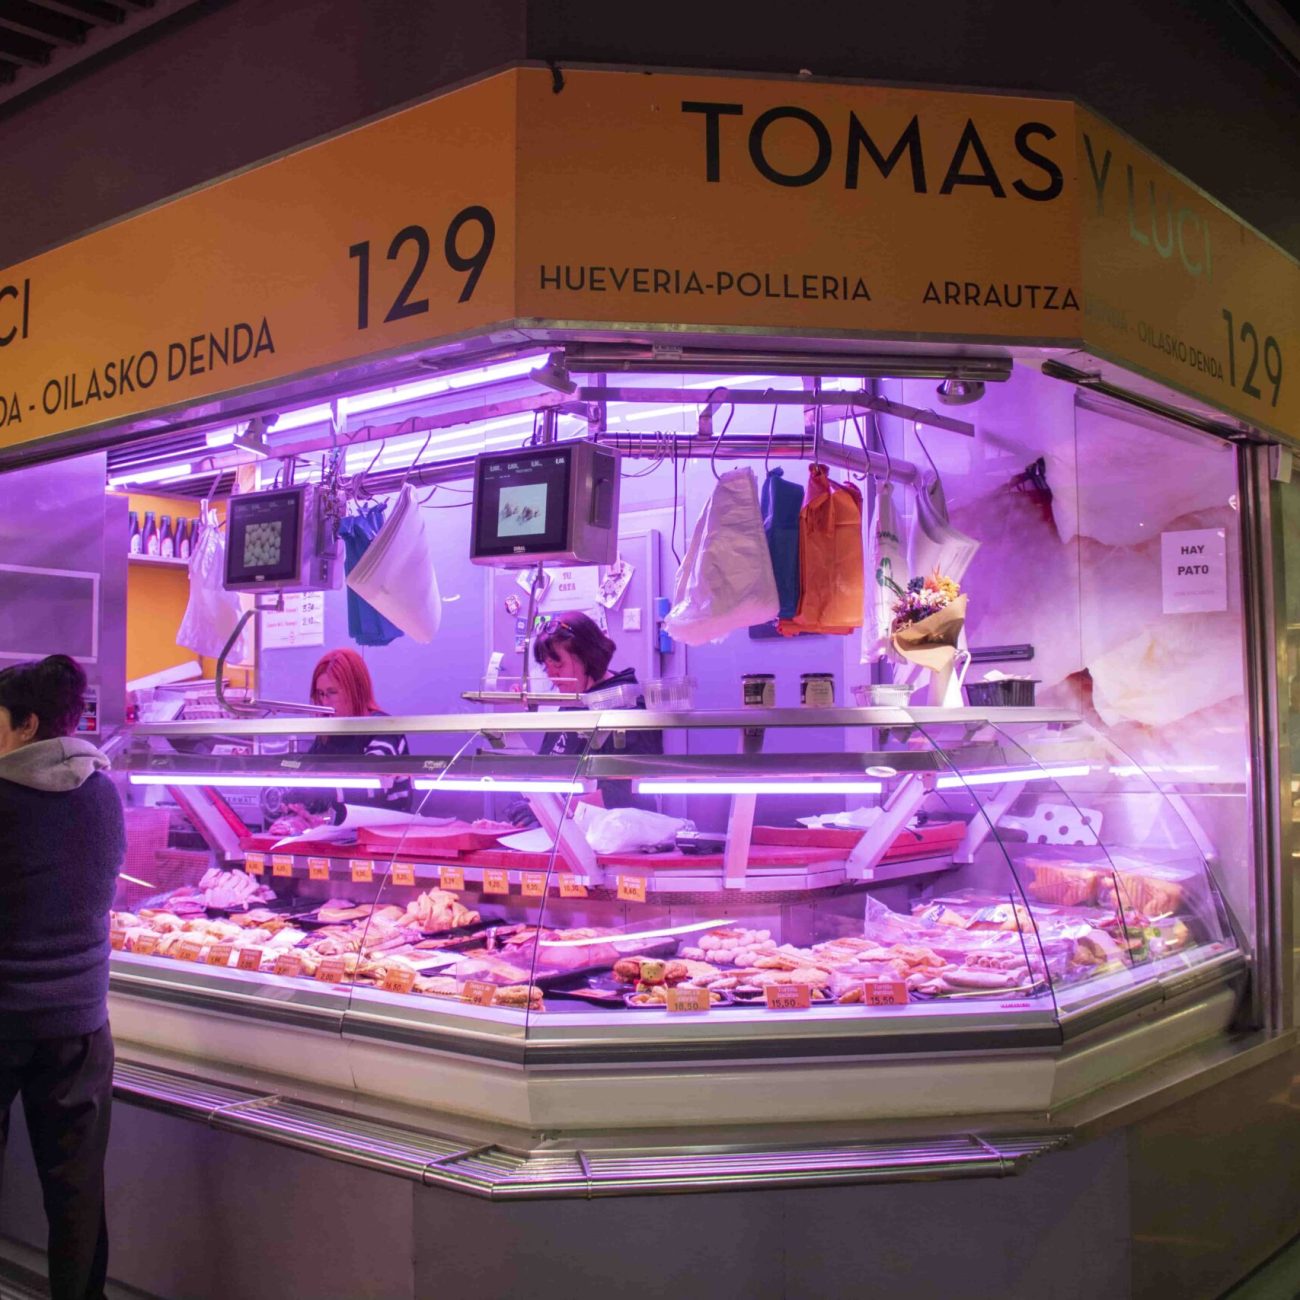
[177,517,193,560]
[159,515,175,558]
[141,511,159,556]
[127,511,141,555]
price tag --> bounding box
[349,859,374,885]
[134,932,160,956]
[483,868,510,895]
[439,866,465,891]
[616,875,647,904]
[521,872,547,898]
[273,952,304,977]
[558,874,588,899]
[271,854,294,878]
[307,857,331,881]
[109,929,127,951]
[236,947,263,971]
[666,986,711,1013]
[246,855,266,877]
[763,982,812,1010]
[382,967,417,994]
[315,956,348,984]
[207,942,234,967]
[391,862,416,887]
[176,939,203,963]
[862,980,910,1007]
[461,979,498,1006]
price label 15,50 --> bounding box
[862,980,910,1007]
[763,983,812,1010]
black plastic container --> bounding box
[964,678,1039,707]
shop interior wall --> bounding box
[0,1,1297,267]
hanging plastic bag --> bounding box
[861,478,906,662]
[761,466,803,621]
[346,485,443,642]
[340,503,404,647]
[909,472,979,583]
[177,510,252,661]
[780,464,865,636]
[663,467,779,645]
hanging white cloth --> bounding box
[345,484,443,642]
[177,508,252,661]
[663,467,779,645]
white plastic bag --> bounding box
[346,485,443,642]
[177,512,252,661]
[663,468,779,645]
[578,805,693,854]
[861,479,906,663]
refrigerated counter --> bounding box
[104,705,1246,1175]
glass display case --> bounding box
[106,705,1246,1125]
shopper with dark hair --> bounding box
[521,611,662,816]
[0,654,125,1300]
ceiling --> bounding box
[0,0,204,106]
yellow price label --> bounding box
[382,967,417,994]
[315,956,348,984]
[272,855,294,878]
[863,980,910,1007]
[439,866,465,892]
[558,874,588,899]
[483,868,510,895]
[307,857,331,881]
[616,875,647,903]
[207,943,234,967]
[236,947,262,971]
[521,872,547,898]
[176,939,203,963]
[246,856,266,877]
[134,933,159,956]
[273,952,304,977]
[666,987,711,1013]
[349,859,374,885]
[391,862,416,887]
[763,983,812,1010]
[461,979,498,1006]
[109,929,127,951]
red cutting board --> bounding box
[751,821,965,861]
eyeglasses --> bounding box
[312,686,345,703]
[540,619,574,636]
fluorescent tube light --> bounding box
[538,918,733,947]
[635,780,883,795]
[129,774,382,789]
[108,463,194,488]
[413,777,585,793]
[935,764,1091,789]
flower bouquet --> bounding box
[890,571,969,706]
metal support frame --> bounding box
[846,774,930,880]
[952,781,1026,866]
[525,791,601,881]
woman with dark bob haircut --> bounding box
[514,611,662,820]
[0,655,125,1300]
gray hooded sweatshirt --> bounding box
[0,737,126,1039]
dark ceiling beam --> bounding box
[35,0,125,24]
[0,25,52,65]
[0,1,90,45]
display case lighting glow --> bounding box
[537,918,733,946]
[129,774,383,789]
[343,353,551,416]
[635,779,883,795]
[413,777,585,793]
[934,764,1091,789]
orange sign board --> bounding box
[1,66,1293,457]
[1076,110,1298,432]
[0,73,517,451]
[515,70,1082,344]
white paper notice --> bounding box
[261,592,326,648]
[1161,528,1227,614]
[540,565,601,610]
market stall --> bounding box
[0,62,1295,1297]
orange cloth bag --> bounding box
[779,464,865,636]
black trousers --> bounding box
[0,1023,113,1300]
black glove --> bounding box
[504,798,539,829]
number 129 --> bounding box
[348,205,495,330]
[1222,308,1283,408]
